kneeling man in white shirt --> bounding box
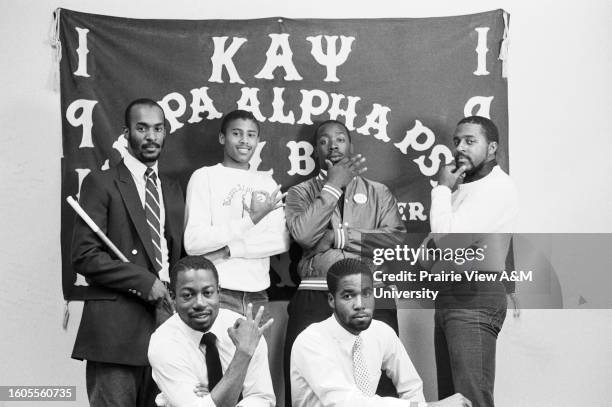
[148,255,275,407]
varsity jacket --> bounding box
[286,170,406,290]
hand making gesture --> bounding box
[437,162,467,191]
[245,185,286,224]
[325,154,367,190]
[228,303,274,357]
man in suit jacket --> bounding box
[71,99,185,407]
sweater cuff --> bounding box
[322,183,342,200]
[334,226,346,249]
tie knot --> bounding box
[145,167,157,182]
[201,332,217,347]
[352,335,362,351]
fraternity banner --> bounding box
[57,8,510,301]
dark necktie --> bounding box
[144,168,162,272]
[200,332,223,391]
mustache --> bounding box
[142,142,161,149]
[455,153,471,162]
[189,307,213,315]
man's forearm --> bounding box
[286,186,341,248]
[210,351,252,407]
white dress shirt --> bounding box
[291,316,425,407]
[148,309,275,407]
[123,152,170,282]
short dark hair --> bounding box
[124,98,165,128]
[457,115,499,143]
[327,258,373,295]
[220,109,260,134]
[170,256,219,291]
[314,119,352,144]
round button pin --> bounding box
[353,193,367,204]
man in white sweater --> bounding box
[427,116,518,407]
[184,110,289,319]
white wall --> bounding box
[1,1,610,406]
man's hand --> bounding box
[245,185,286,225]
[227,304,274,357]
[194,383,207,397]
[326,154,367,190]
[427,393,472,407]
[437,163,467,190]
[211,304,272,407]
[147,278,172,305]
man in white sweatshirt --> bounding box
[184,109,289,319]
[427,116,518,407]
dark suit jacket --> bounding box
[71,161,184,366]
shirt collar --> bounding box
[459,164,501,190]
[463,159,497,184]
[123,151,159,181]
[325,315,360,349]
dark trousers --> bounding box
[434,282,507,407]
[284,289,398,407]
[86,361,158,407]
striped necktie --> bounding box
[352,335,375,396]
[144,167,162,272]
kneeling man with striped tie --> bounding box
[291,258,471,407]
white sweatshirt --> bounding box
[429,165,519,271]
[184,164,290,291]
[430,165,518,234]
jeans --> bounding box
[434,281,507,407]
[219,288,271,323]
